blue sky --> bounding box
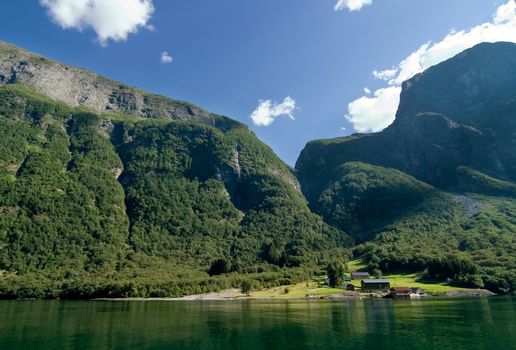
[0,0,514,165]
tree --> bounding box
[326,262,345,287]
[266,239,287,266]
[240,280,253,296]
[208,259,230,276]
[371,269,382,278]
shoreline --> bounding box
[92,288,495,302]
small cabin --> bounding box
[361,279,390,291]
[390,287,411,298]
[351,272,370,280]
[343,283,355,291]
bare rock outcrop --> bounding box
[0,40,214,124]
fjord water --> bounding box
[0,297,514,350]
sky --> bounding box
[1,0,515,165]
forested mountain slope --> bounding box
[0,43,347,298]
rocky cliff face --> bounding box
[0,40,214,124]
[296,42,516,201]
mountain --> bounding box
[296,42,516,293]
[0,41,347,298]
[297,42,516,200]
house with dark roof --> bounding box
[361,279,390,291]
[351,271,370,280]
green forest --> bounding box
[0,84,349,298]
[0,84,514,298]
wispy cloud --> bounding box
[250,97,296,126]
[160,51,173,64]
[346,0,516,133]
[335,0,373,12]
[40,0,155,46]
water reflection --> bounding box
[0,297,514,350]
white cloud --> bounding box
[346,0,516,133]
[250,97,296,126]
[335,0,373,12]
[363,87,371,94]
[346,87,401,133]
[372,68,398,81]
[40,0,155,46]
[160,51,173,64]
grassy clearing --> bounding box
[345,259,468,294]
[241,259,470,299]
[347,258,367,272]
[379,273,466,293]
[234,259,473,298]
[242,281,344,299]
[242,275,465,299]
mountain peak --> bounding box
[297,41,516,196]
[395,41,516,127]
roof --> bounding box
[361,279,390,284]
[391,287,411,293]
[351,272,370,275]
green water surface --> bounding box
[0,297,514,349]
